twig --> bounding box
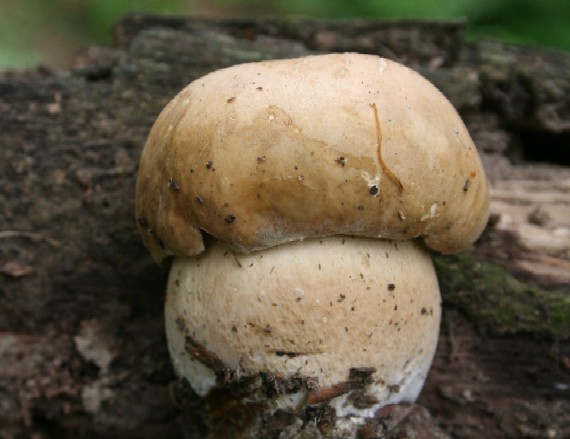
[232,251,243,268]
[446,312,460,363]
[0,230,62,248]
[371,102,404,192]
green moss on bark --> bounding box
[434,253,570,339]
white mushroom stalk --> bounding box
[166,237,440,435]
[135,53,490,438]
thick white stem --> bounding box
[165,236,441,436]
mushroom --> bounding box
[135,53,489,437]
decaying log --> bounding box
[0,14,568,438]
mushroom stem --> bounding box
[165,236,441,438]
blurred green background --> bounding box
[1,0,569,70]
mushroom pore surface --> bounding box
[166,236,441,414]
[136,53,490,263]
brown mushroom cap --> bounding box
[136,53,489,263]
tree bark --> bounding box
[0,14,568,438]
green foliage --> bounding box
[0,0,192,68]
[219,0,570,50]
[1,1,569,68]
[79,0,192,43]
[465,0,570,50]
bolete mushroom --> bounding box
[135,53,489,437]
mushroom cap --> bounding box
[136,53,490,263]
[165,237,441,411]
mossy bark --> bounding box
[434,253,570,338]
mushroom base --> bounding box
[165,237,441,438]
